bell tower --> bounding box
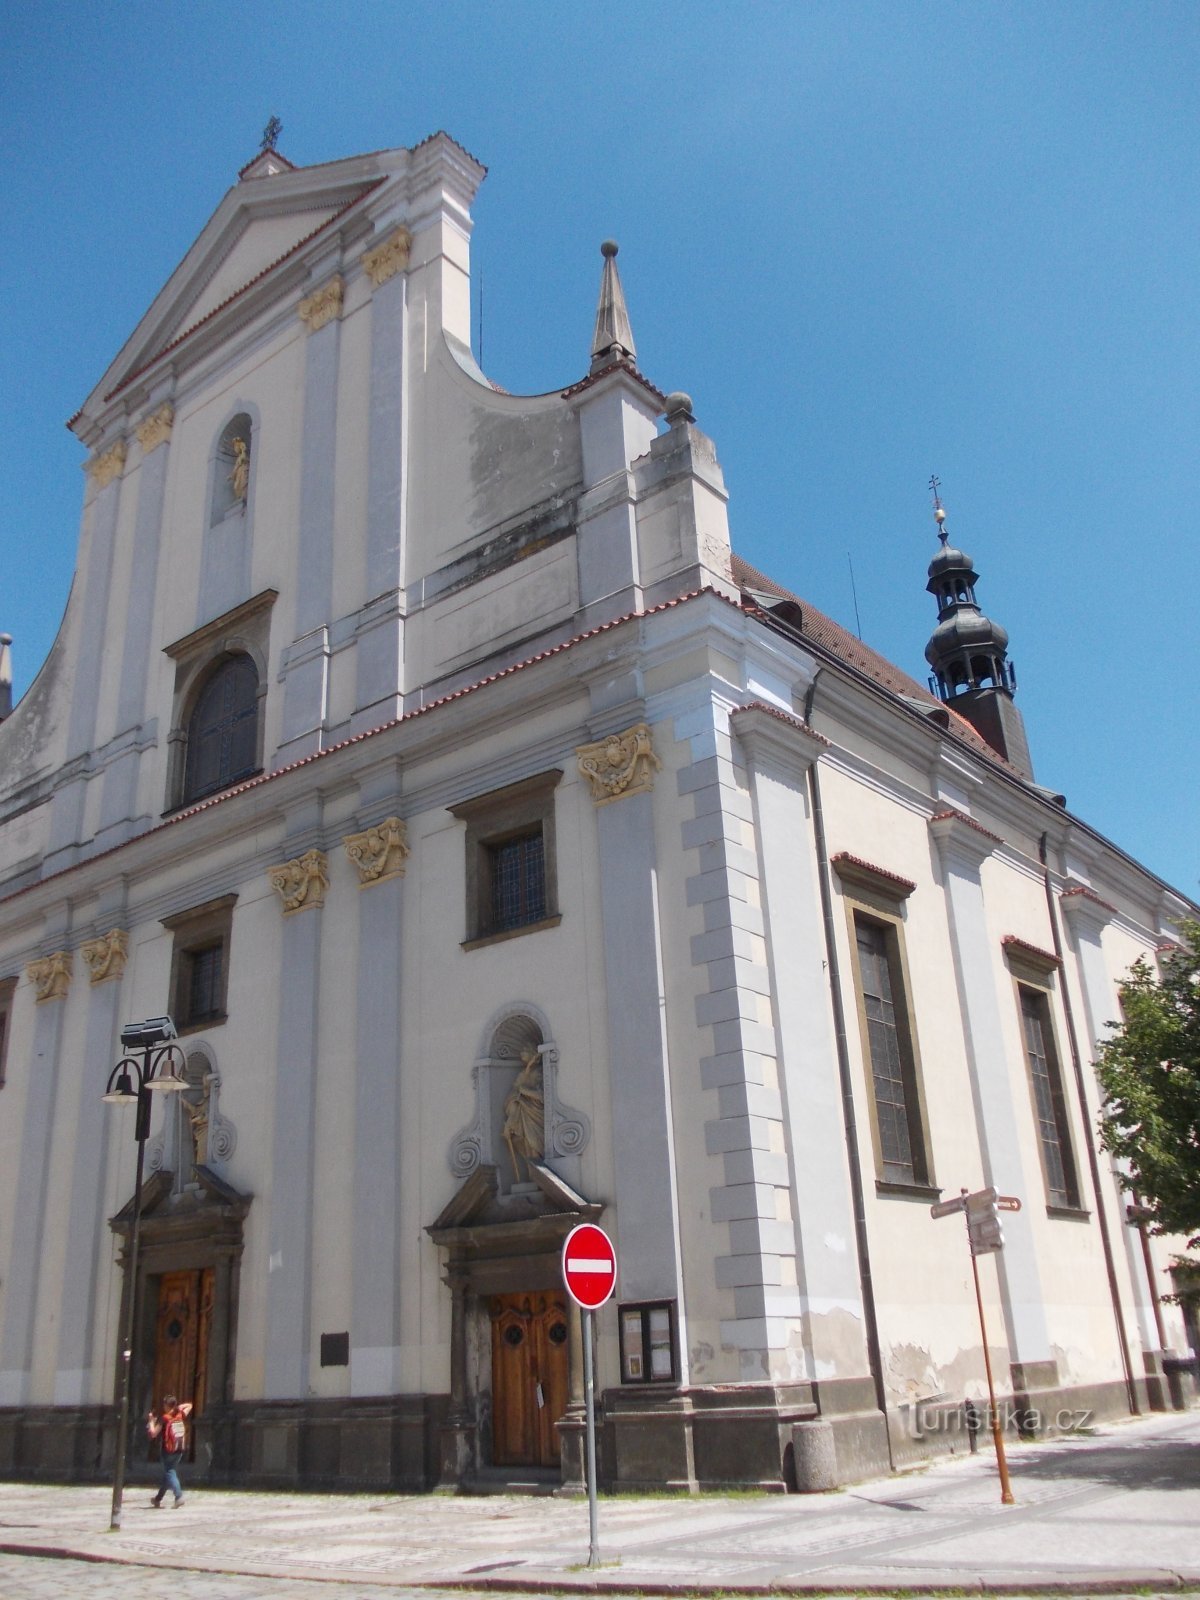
[923,481,1033,779]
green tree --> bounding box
[1096,919,1200,1248]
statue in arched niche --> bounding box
[229,434,250,502]
[502,1047,545,1184]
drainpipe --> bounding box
[1038,833,1139,1415]
[804,673,894,1467]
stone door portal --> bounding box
[489,1290,569,1467]
[152,1268,213,1458]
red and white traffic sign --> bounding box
[562,1223,617,1311]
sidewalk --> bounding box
[1,1409,1197,1595]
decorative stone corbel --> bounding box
[267,848,330,914]
[28,950,73,1003]
[576,721,662,806]
[135,404,174,454]
[87,440,127,489]
[298,277,343,333]
[80,928,129,985]
[363,227,412,288]
[343,816,410,886]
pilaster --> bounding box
[355,242,409,728]
[262,842,328,1397]
[346,818,407,1394]
[731,705,870,1383]
[0,977,70,1403]
[582,718,685,1328]
[280,276,343,762]
[929,809,1054,1374]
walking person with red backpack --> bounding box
[147,1395,193,1507]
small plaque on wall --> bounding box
[320,1331,349,1367]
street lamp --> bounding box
[103,1016,186,1531]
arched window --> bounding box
[182,654,260,803]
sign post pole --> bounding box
[931,1186,1021,1506]
[582,1307,600,1568]
[968,1220,1015,1505]
[562,1222,617,1572]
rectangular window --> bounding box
[489,831,546,932]
[184,943,224,1027]
[162,895,237,1034]
[450,770,562,948]
[0,976,15,1089]
[620,1302,677,1384]
[1019,985,1080,1209]
[852,914,931,1189]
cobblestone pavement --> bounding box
[0,1555,465,1600]
[0,1552,1191,1600]
[0,1410,1197,1596]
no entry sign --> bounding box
[562,1223,617,1310]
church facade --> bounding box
[0,132,1193,1494]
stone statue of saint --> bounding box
[229,435,250,502]
[502,1047,544,1184]
[183,1094,209,1167]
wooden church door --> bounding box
[490,1291,570,1467]
[152,1269,214,1455]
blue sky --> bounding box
[2,1,1197,899]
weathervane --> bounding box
[261,115,283,153]
[929,473,948,541]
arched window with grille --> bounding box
[182,653,260,804]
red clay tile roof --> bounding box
[1061,884,1118,913]
[830,852,918,895]
[561,358,668,407]
[732,553,1021,777]
[730,702,829,744]
[1002,934,1061,967]
[929,807,1004,844]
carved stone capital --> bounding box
[28,950,73,1003]
[343,816,410,886]
[267,849,330,914]
[88,440,127,488]
[81,928,129,985]
[136,404,174,454]
[298,276,343,332]
[363,228,412,287]
[576,722,662,806]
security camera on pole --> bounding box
[930,1185,1022,1505]
[561,1222,616,1570]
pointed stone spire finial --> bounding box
[0,633,12,722]
[590,239,637,374]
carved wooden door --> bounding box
[490,1291,569,1467]
[152,1268,213,1456]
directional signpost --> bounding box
[562,1223,616,1569]
[931,1187,1022,1505]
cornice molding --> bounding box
[1059,882,1116,937]
[730,701,827,783]
[1001,934,1061,980]
[928,807,1001,870]
[831,852,917,902]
